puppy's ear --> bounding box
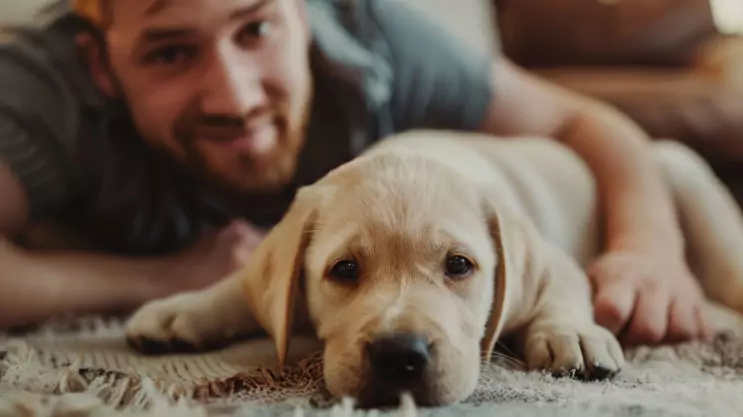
[240,188,319,368]
[480,200,533,362]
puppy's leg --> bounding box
[125,271,261,354]
[517,245,625,380]
[652,141,743,316]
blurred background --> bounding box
[1,0,743,203]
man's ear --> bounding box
[240,188,319,368]
[479,199,530,362]
[75,32,118,98]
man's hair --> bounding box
[33,0,109,28]
[74,0,102,23]
[72,0,110,27]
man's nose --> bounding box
[365,332,431,383]
[200,45,268,116]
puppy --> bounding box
[125,130,743,407]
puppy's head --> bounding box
[241,154,515,407]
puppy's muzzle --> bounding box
[359,332,433,407]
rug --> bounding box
[2,315,743,417]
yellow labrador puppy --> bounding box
[125,131,743,407]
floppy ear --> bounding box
[240,188,319,368]
[479,200,533,362]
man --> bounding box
[0,0,709,346]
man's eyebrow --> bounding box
[229,0,276,20]
[140,28,194,43]
[136,0,189,43]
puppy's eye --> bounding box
[445,255,473,277]
[328,260,359,283]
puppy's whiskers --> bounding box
[487,351,526,370]
[496,341,523,361]
[480,341,527,371]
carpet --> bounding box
[2,315,743,417]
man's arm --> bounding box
[479,59,709,344]
[0,162,176,329]
[0,163,27,237]
[479,59,684,255]
[0,163,269,331]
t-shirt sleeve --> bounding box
[0,31,82,222]
[368,0,495,132]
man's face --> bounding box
[98,0,313,192]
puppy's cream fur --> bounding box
[125,131,743,406]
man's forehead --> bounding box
[112,0,183,19]
[74,0,272,27]
[73,0,161,27]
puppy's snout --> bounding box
[365,333,431,382]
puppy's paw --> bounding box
[124,292,234,355]
[524,321,625,381]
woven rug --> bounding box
[2,315,743,417]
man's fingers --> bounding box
[224,220,265,252]
[695,306,714,341]
[664,297,699,343]
[593,280,637,334]
[622,289,670,346]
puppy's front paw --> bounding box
[125,292,234,355]
[524,321,625,381]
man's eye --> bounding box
[143,45,197,66]
[237,20,275,46]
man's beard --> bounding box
[171,89,313,195]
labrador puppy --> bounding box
[125,130,743,407]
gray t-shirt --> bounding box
[0,0,493,255]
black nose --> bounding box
[365,333,431,382]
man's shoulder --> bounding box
[305,0,403,60]
[0,13,104,111]
[0,13,111,223]
[306,0,391,72]
[305,0,385,33]
[304,0,494,138]
[304,0,404,148]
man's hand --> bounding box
[162,220,266,295]
[588,249,712,346]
